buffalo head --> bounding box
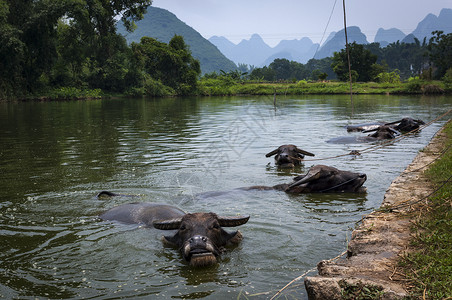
[266,144,315,167]
[275,165,367,193]
[153,213,249,267]
[363,125,399,140]
[386,117,425,133]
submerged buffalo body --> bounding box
[99,203,249,267]
[266,144,315,167]
[272,165,367,193]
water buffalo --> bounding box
[327,125,399,144]
[271,165,367,193]
[266,144,315,167]
[99,202,249,267]
[385,117,425,133]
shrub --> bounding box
[375,70,401,83]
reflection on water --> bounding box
[0,95,451,299]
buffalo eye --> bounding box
[211,223,221,230]
[179,224,187,231]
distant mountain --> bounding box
[209,34,319,66]
[401,34,417,44]
[412,8,452,42]
[209,8,452,67]
[314,26,368,59]
[374,28,406,47]
[272,38,319,63]
[223,34,274,66]
[117,7,236,74]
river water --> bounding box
[0,95,450,299]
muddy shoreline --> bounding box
[303,124,447,300]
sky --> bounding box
[152,0,452,47]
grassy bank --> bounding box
[399,120,452,299]
[4,79,450,101]
[197,79,449,96]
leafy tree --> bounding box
[331,42,379,82]
[305,57,336,80]
[130,35,201,95]
[318,72,328,81]
[428,31,452,79]
[250,66,276,81]
[0,0,152,97]
[374,39,427,79]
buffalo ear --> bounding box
[265,148,279,157]
[218,215,250,227]
[295,147,315,157]
[153,217,183,230]
[225,230,243,246]
[161,235,179,247]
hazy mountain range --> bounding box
[210,8,452,66]
[119,7,452,72]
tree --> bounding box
[428,31,452,79]
[331,42,379,82]
[130,35,201,95]
[250,66,276,81]
[375,40,427,79]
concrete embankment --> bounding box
[304,125,447,300]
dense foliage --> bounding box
[0,0,200,99]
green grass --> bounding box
[197,80,447,96]
[399,120,452,299]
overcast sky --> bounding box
[152,0,452,46]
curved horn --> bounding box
[384,119,402,126]
[265,148,280,157]
[295,147,315,157]
[288,169,322,188]
[389,127,400,135]
[153,217,183,230]
[218,215,250,227]
[362,127,379,133]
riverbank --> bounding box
[197,80,449,97]
[304,120,451,299]
[2,79,450,101]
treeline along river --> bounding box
[0,95,451,299]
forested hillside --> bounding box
[117,7,237,74]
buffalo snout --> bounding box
[183,235,218,267]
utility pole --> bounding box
[343,0,354,114]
